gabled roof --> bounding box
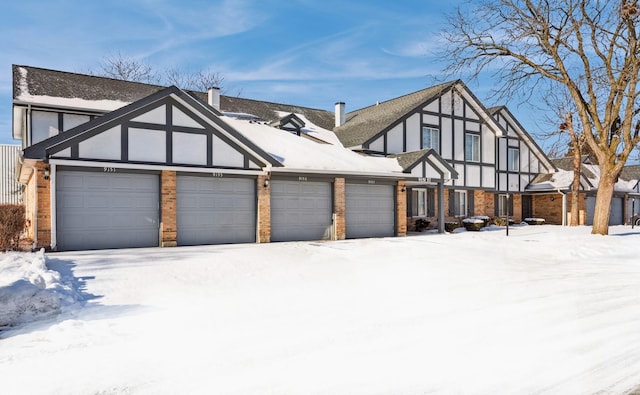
[389,149,458,181]
[488,105,556,172]
[334,81,459,148]
[22,85,281,168]
[13,65,335,130]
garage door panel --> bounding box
[177,176,255,246]
[271,180,332,242]
[57,171,159,251]
[346,183,395,239]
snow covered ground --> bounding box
[1,225,640,395]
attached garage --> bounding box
[345,182,395,238]
[270,179,333,242]
[586,196,624,225]
[177,175,256,245]
[56,170,160,251]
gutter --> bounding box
[557,188,567,226]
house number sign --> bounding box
[298,176,308,181]
[103,167,117,173]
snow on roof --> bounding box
[221,116,403,175]
[14,66,132,112]
[274,111,343,146]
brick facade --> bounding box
[30,162,52,249]
[333,178,346,240]
[257,175,271,243]
[396,181,407,236]
[160,170,177,247]
[532,194,565,225]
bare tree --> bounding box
[443,0,640,235]
[92,54,226,92]
[97,52,160,84]
[164,67,225,91]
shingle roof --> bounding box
[621,165,640,181]
[551,156,597,179]
[13,65,335,130]
[334,81,459,148]
[390,150,431,171]
[220,96,334,130]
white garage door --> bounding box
[270,179,332,242]
[346,183,395,238]
[56,170,159,251]
[177,175,256,245]
[586,196,624,225]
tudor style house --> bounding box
[334,82,556,229]
[12,65,461,250]
[20,64,630,251]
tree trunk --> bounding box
[591,171,616,235]
[570,150,581,226]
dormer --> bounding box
[270,113,306,136]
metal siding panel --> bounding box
[0,145,22,204]
[177,175,256,246]
[345,184,395,238]
[56,171,159,251]
[270,180,332,242]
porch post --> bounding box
[437,181,445,233]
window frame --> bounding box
[454,190,467,217]
[497,194,513,217]
[465,133,480,162]
[508,147,520,171]
[411,188,428,217]
[422,127,440,153]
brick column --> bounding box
[35,162,51,249]
[160,170,177,247]
[512,194,522,222]
[333,178,346,240]
[396,180,407,236]
[257,175,271,243]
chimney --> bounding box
[335,102,345,127]
[207,87,221,111]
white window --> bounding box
[454,190,467,217]
[465,134,480,162]
[422,127,440,153]
[508,148,519,171]
[31,110,59,144]
[497,194,512,217]
[411,188,427,217]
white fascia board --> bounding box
[498,108,555,171]
[456,85,505,137]
[48,159,268,176]
[269,167,404,179]
[171,93,272,168]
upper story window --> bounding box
[30,110,92,145]
[422,127,440,153]
[508,147,519,171]
[465,133,480,162]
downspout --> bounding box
[18,154,38,250]
[557,189,567,226]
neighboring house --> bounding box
[527,156,640,225]
[333,82,557,230]
[12,65,459,251]
[0,144,23,204]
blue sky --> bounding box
[0,0,549,146]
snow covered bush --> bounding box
[0,250,77,327]
[462,217,485,231]
[524,218,545,225]
[414,218,430,232]
[444,222,460,232]
[0,204,26,251]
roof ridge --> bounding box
[348,80,459,114]
[14,64,168,91]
